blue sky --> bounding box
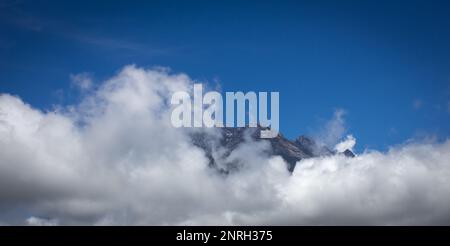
[1,0,449,151]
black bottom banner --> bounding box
[1,226,450,244]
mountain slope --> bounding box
[190,126,354,172]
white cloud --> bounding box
[317,109,347,147]
[70,73,93,90]
[1,65,450,225]
[335,135,356,152]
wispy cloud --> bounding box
[70,72,93,91]
[66,32,172,56]
[413,99,423,110]
[316,108,347,147]
[1,5,173,56]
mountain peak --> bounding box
[190,127,353,173]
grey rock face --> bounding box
[190,126,354,173]
[342,149,356,158]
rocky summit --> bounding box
[190,126,354,173]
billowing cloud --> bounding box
[1,65,450,225]
[335,135,356,152]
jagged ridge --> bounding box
[190,126,354,173]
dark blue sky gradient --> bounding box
[1,0,449,151]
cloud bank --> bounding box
[1,65,450,225]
